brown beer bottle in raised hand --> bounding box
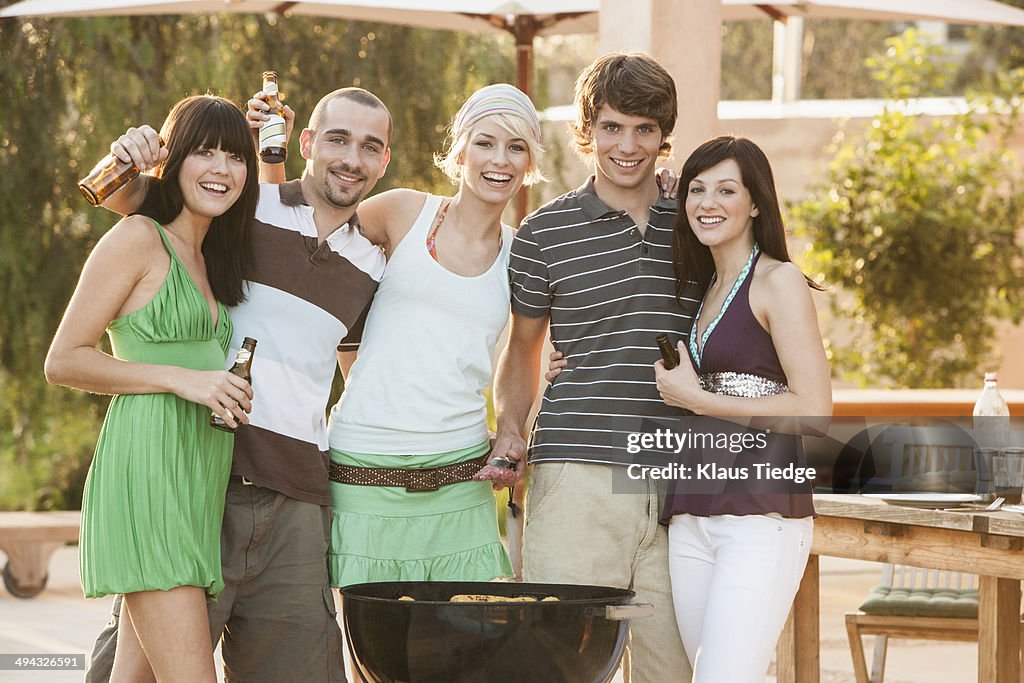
[211,337,257,432]
[78,135,164,207]
[259,71,287,164]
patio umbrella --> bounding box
[0,1,598,97]
[722,0,1024,24]
[6,0,1024,90]
[7,0,1024,100]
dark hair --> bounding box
[308,87,393,146]
[672,135,824,299]
[137,95,258,306]
[571,52,677,157]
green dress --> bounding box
[79,219,234,599]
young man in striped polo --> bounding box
[493,52,697,682]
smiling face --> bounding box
[590,104,663,196]
[300,96,391,209]
[177,145,248,221]
[458,117,531,206]
[685,158,760,249]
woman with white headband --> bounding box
[323,84,545,586]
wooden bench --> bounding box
[0,511,81,598]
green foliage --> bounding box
[0,13,512,509]
[790,30,1024,388]
[956,0,1024,93]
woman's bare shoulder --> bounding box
[95,214,165,259]
[359,189,430,239]
[756,258,808,292]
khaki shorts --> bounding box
[86,479,344,682]
[523,461,691,683]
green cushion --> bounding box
[858,585,979,619]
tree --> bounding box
[789,30,1024,388]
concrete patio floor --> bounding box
[0,546,978,682]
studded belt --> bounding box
[328,454,489,492]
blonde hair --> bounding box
[435,112,546,186]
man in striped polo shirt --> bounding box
[494,53,698,682]
[86,88,391,682]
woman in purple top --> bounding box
[653,136,832,682]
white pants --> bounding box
[668,513,812,683]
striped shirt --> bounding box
[510,177,700,466]
[228,181,385,505]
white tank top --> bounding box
[328,194,514,455]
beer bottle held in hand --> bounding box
[78,154,138,206]
[259,71,287,164]
[657,333,696,416]
[211,337,257,432]
[656,333,679,370]
[78,136,165,206]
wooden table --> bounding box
[776,494,1024,683]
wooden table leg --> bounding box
[978,575,1020,683]
[1,540,63,598]
[776,554,820,683]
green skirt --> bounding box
[328,441,512,587]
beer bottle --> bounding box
[78,154,139,206]
[656,333,680,370]
[259,71,287,164]
[210,337,257,432]
[78,136,164,206]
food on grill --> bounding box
[449,594,559,603]
[393,593,562,603]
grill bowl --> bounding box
[341,580,641,683]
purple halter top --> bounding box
[662,247,815,520]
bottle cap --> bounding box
[985,372,998,382]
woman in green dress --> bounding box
[45,95,259,682]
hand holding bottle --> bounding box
[211,338,257,432]
[78,125,165,206]
[111,125,166,172]
[654,340,703,413]
[246,87,295,153]
[167,367,253,430]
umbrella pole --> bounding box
[514,32,533,226]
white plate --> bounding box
[863,493,985,508]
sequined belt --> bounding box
[328,454,488,492]
[699,371,788,398]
